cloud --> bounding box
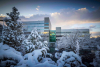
[50,7,100,29]
[36,8,39,10]
[19,14,50,21]
[50,7,100,22]
[18,7,100,30]
[24,14,34,18]
[89,25,96,28]
[1,7,100,30]
[78,8,87,11]
[36,6,40,11]
[51,12,60,16]
[29,14,33,16]
[90,32,100,37]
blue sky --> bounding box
[0,0,100,15]
[0,0,100,37]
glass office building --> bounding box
[56,27,90,40]
[22,17,51,38]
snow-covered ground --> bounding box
[0,42,86,67]
[0,42,52,67]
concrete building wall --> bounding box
[56,27,61,35]
[44,17,51,32]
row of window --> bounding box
[56,32,71,33]
[24,29,49,32]
[25,26,49,27]
[23,23,49,25]
[56,32,89,33]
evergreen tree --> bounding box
[2,7,24,48]
[23,27,48,54]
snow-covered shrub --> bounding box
[15,48,54,67]
[92,51,100,67]
[0,42,86,67]
[57,51,86,67]
[79,36,100,49]
[0,43,24,67]
[2,7,25,50]
[34,60,57,67]
[79,37,93,49]
[92,43,100,67]
[22,28,48,54]
[78,37,100,67]
[0,42,53,67]
[55,52,62,59]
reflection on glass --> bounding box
[49,30,56,42]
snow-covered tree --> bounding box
[0,27,53,67]
[79,34,91,49]
[41,33,49,42]
[56,51,86,67]
[2,7,24,49]
[22,28,48,54]
[57,30,81,54]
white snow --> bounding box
[55,52,62,59]
[0,42,54,67]
[34,61,57,67]
[0,43,23,60]
[57,51,85,67]
[0,43,24,66]
[0,42,87,67]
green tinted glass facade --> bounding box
[49,30,56,42]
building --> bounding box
[22,17,51,41]
[56,27,90,41]
[48,27,90,47]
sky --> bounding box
[0,0,100,38]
